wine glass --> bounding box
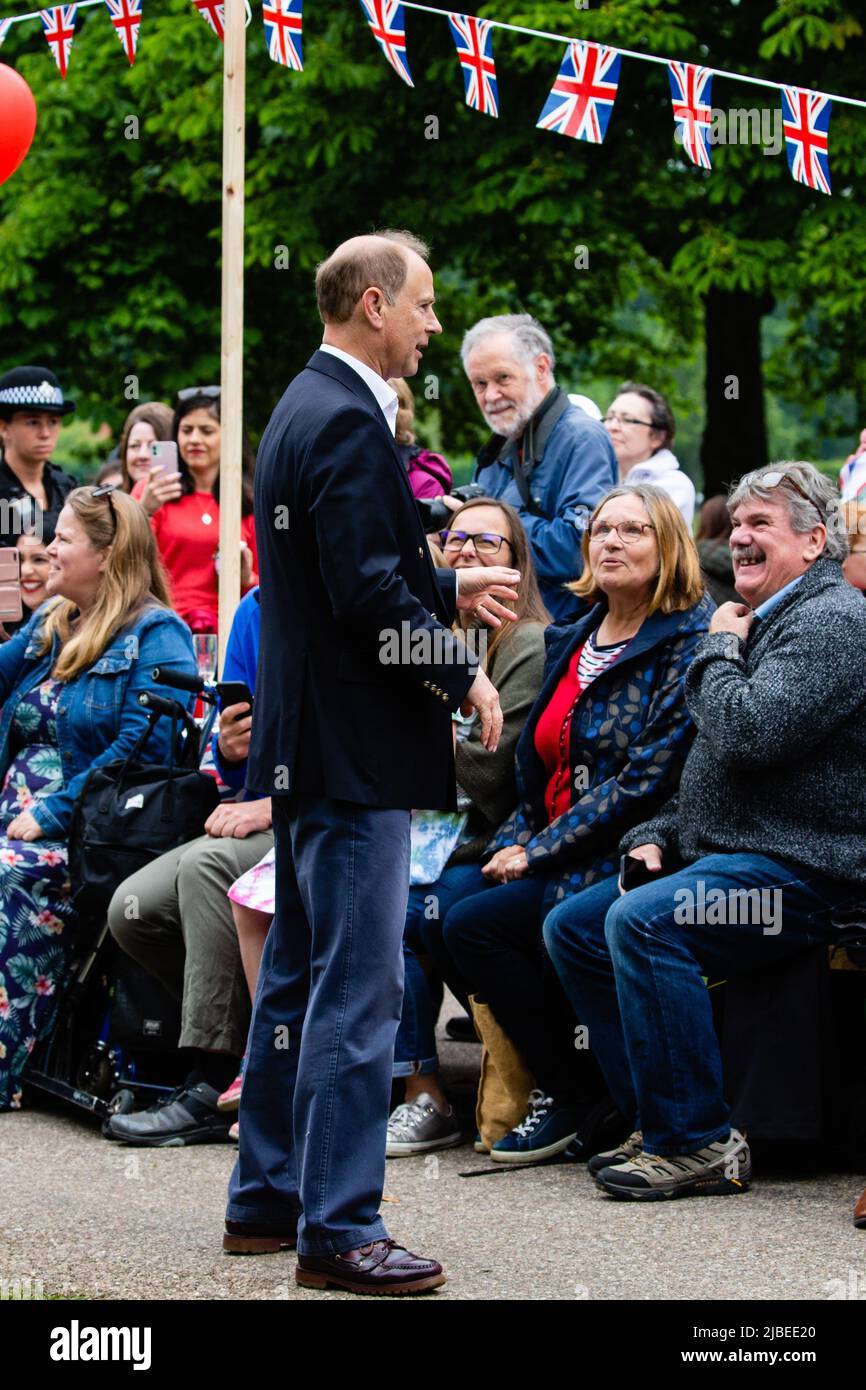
[193,633,217,684]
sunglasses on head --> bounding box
[177,385,221,402]
[91,483,118,537]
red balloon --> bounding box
[0,64,37,187]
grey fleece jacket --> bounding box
[620,556,866,885]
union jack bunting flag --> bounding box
[40,6,77,78]
[447,14,498,118]
[668,61,713,169]
[781,86,832,195]
[263,0,303,70]
[104,0,142,65]
[192,0,225,42]
[536,40,621,144]
[359,0,413,88]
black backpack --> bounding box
[68,705,221,919]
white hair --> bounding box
[461,314,556,376]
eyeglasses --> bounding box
[440,529,510,556]
[589,520,656,544]
[91,483,118,537]
[603,412,655,429]
[762,469,824,520]
[177,385,221,402]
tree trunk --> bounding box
[701,287,773,499]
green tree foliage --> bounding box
[0,0,863,483]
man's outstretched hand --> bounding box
[462,667,504,751]
[454,565,521,628]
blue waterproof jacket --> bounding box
[487,593,715,903]
[0,604,196,838]
[474,402,617,620]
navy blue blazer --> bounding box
[248,349,478,809]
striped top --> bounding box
[535,629,629,823]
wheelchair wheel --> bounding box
[75,1041,115,1099]
[106,1087,136,1116]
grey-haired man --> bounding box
[543,462,866,1201]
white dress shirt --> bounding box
[319,343,398,436]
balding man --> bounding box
[224,231,521,1294]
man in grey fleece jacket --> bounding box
[543,462,866,1201]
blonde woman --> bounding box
[0,486,196,1109]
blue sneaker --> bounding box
[490,1090,582,1164]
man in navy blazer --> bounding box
[224,231,521,1294]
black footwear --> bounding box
[445,1014,480,1043]
[103,1082,233,1146]
[296,1240,445,1295]
[223,1220,298,1255]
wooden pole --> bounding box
[218,0,246,673]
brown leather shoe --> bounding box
[855,1186,866,1230]
[296,1239,445,1294]
[223,1219,297,1255]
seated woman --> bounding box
[0,486,196,1110]
[435,484,712,1162]
[603,383,695,527]
[0,528,53,640]
[386,497,549,1155]
[133,387,258,632]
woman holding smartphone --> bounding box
[134,387,258,633]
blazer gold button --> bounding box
[418,547,424,558]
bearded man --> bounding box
[455,314,616,620]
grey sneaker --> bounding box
[386,1094,462,1156]
[595,1128,751,1201]
[587,1130,643,1177]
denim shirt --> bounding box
[0,603,197,838]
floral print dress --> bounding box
[0,679,78,1110]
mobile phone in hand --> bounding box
[217,681,254,718]
[150,441,178,476]
[0,548,23,623]
[620,853,661,893]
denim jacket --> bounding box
[0,604,197,838]
[487,593,715,903]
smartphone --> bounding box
[150,440,178,476]
[620,853,661,893]
[0,548,22,623]
[217,681,254,717]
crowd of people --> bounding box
[1,286,866,1249]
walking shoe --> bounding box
[223,1219,297,1255]
[474,1131,488,1154]
[217,1073,243,1113]
[229,1121,239,1142]
[587,1130,644,1177]
[386,1094,462,1156]
[103,1082,233,1147]
[296,1239,445,1295]
[595,1129,752,1201]
[490,1090,582,1164]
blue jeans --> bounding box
[393,864,488,1074]
[543,852,860,1156]
[226,796,410,1255]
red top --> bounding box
[534,643,588,823]
[132,482,258,627]
[534,636,628,823]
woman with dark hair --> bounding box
[696,494,738,606]
[117,402,173,492]
[603,382,695,526]
[133,388,258,633]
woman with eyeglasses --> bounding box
[603,382,695,527]
[0,486,197,1109]
[427,485,712,1162]
[133,387,258,633]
